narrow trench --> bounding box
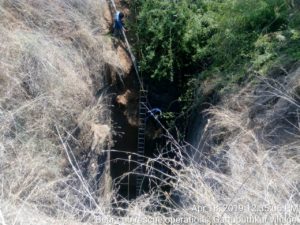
[108,71,181,207]
[108,65,140,202]
[110,91,137,201]
[108,66,170,203]
[106,0,183,205]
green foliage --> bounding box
[206,0,288,70]
[132,0,294,80]
[132,0,214,81]
[130,0,300,117]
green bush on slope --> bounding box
[131,0,300,98]
[131,0,215,81]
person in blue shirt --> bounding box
[113,11,126,38]
[146,108,162,121]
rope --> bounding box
[109,0,144,90]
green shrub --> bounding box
[131,0,299,115]
[132,0,215,81]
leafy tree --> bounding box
[130,0,299,121]
[132,0,215,81]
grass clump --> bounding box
[0,0,114,224]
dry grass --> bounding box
[114,74,300,225]
[0,0,299,224]
[0,0,114,224]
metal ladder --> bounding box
[136,89,147,196]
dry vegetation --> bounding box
[0,0,115,224]
[120,70,300,225]
[0,0,299,225]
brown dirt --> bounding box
[116,45,132,75]
[116,89,139,126]
[116,89,133,105]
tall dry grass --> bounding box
[0,0,299,224]
[0,0,115,224]
[114,74,299,225]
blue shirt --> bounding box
[114,11,123,30]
